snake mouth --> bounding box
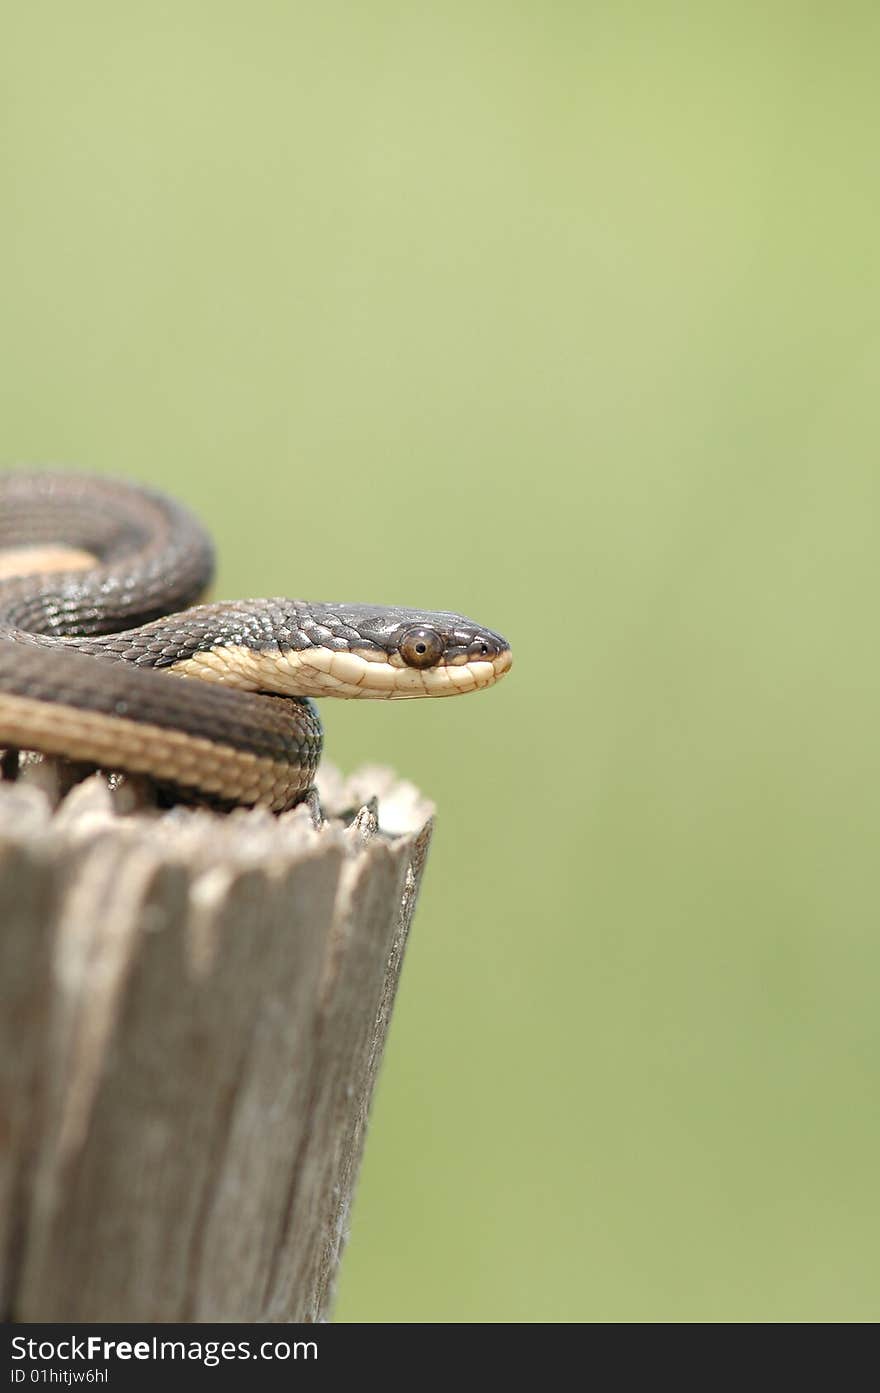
[168,643,512,700]
[370,645,513,699]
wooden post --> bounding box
[0,756,433,1322]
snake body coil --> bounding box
[0,474,511,810]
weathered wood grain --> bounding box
[0,755,433,1322]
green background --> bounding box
[3,4,879,1322]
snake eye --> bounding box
[399,626,444,669]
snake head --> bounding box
[283,602,513,699]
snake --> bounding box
[0,473,511,811]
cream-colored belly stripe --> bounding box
[0,545,97,580]
[0,692,299,810]
[168,644,511,699]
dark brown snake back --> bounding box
[0,473,321,808]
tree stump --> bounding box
[0,754,433,1322]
